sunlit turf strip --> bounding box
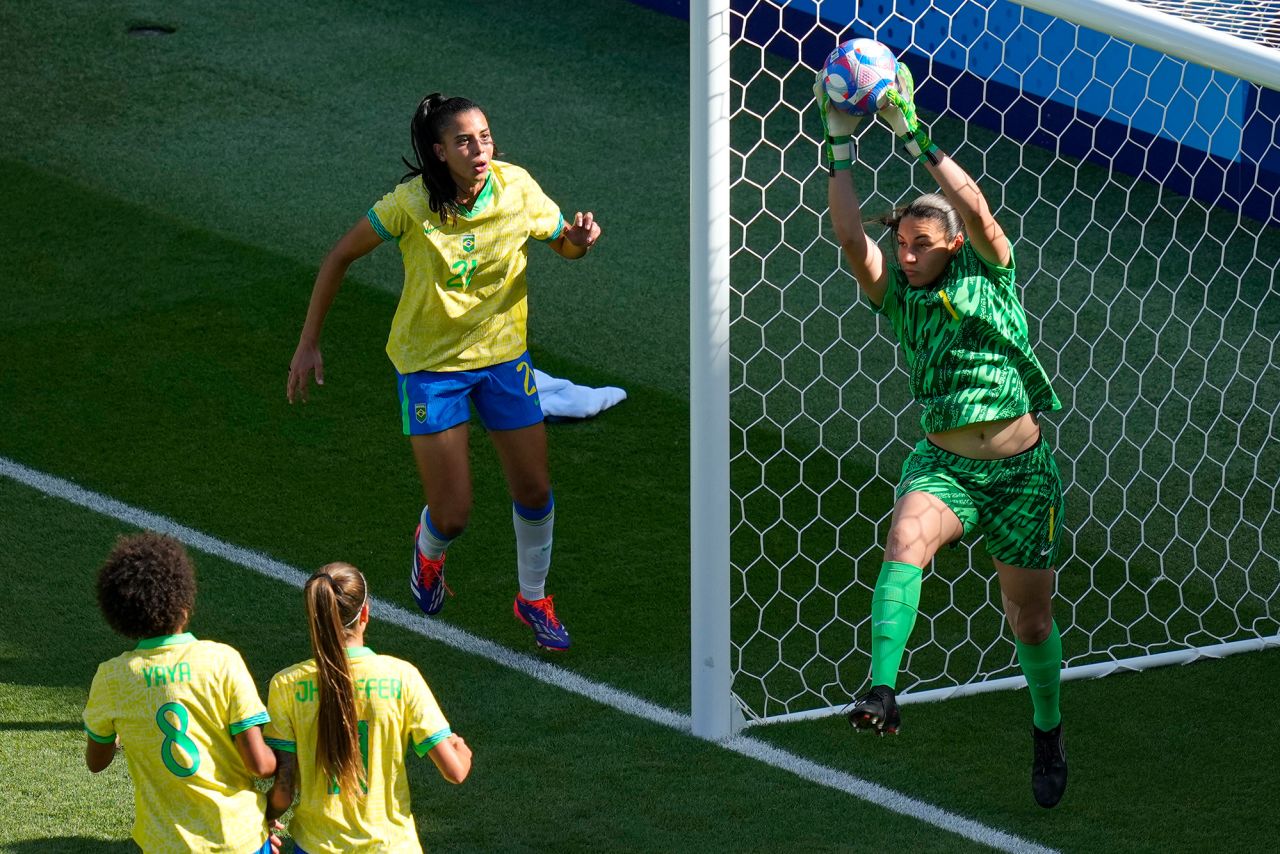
[0,456,1055,854]
[1,478,998,854]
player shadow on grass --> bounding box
[5,839,134,853]
[0,719,86,732]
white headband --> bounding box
[343,573,369,628]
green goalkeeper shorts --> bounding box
[896,436,1064,569]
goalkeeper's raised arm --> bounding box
[814,74,891,307]
[880,62,1011,268]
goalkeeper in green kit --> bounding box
[815,60,1068,808]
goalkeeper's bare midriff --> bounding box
[927,412,1040,460]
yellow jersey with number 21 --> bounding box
[368,160,564,375]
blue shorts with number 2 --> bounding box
[398,352,543,435]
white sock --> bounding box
[513,499,554,601]
[417,506,453,560]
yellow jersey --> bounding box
[263,647,453,853]
[368,160,564,373]
[82,633,271,853]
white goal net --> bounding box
[1131,0,1280,49]
[723,0,1280,724]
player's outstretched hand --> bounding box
[287,340,324,404]
[812,70,862,171]
[562,211,601,249]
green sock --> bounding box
[870,561,923,689]
[1016,620,1063,731]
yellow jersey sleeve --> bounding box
[223,647,269,735]
[369,188,415,242]
[406,665,452,757]
[523,174,564,242]
[263,669,298,752]
[83,663,117,742]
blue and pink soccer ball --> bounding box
[822,38,898,116]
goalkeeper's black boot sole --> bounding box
[847,685,901,736]
[1031,722,1068,808]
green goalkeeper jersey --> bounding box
[872,241,1061,432]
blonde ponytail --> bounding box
[303,563,367,800]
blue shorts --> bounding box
[397,352,543,435]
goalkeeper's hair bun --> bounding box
[875,193,963,241]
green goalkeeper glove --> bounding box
[880,61,941,166]
[813,71,864,174]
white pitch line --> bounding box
[1,455,1056,854]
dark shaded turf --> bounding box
[0,0,691,394]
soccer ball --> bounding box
[822,38,897,116]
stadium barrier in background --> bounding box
[641,0,1280,225]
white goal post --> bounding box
[691,0,735,739]
[691,0,1280,738]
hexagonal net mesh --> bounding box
[727,0,1280,722]
[1131,1,1280,49]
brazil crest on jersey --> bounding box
[82,634,271,853]
[368,160,564,374]
[263,647,453,854]
[872,241,1061,433]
